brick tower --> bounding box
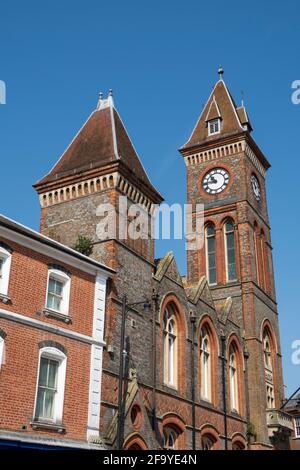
[34,92,165,448]
[179,69,286,448]
[34,78,291,450]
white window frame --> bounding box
[224,221,237,283]
[0,246,12,296]
[205,225,217,286]
[163,428,177,450]
[294,417,300,438]
[33,346,67,423]
[200,329,212,402]
[0,336,5,370]
[163,308,178,388]
[45,269,71,315]
[229,350,239,412]
[208,118,221,136]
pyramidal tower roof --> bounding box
[35,90,162,202]
[181,69,253,150]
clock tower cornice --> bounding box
[180,132,270,179]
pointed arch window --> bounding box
[260,230,266,290]
[263,328,275,409]
[253,222,260,285]
[224,220,237,282]
[263,332,272,371]
[229,345,239,412]
[163,307,177,387]
[205,224,217,285]
[200,327,212,402]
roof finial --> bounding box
[109,89,113,97]
[241,90,245,107]
[218,66,224,80]
[96,91,103,110]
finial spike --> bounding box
[109,89,113,97]
[96,91,103,110]
[218,66,224,79]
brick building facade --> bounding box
[283,392,300,450]
[2,73,293,450]
[0,215,113,449]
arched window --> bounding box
[263,332,272,370]
[224,220,237,282]
[262,328,275,409]
[205,224,216,285]
[0,334,5,370]
[163,307,177,387]
[229,345,239,412]
[46,268,71,316]
[0,244,12,297]
[202,434,215,450]
[260,230,266,290]
[163,427,178,450]
[253,222,260,284]
[232,441,245,450]
[200,327,212,402]
[34,346,67,423]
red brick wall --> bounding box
[0,237,97,443]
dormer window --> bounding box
[208,118,221,136]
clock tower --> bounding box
[180,70,286,448]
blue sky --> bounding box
[0,0,299,396]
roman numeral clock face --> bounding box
[202,168,229,195]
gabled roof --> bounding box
[181,78,250,150]
[205,96,221,121]
[34,91,161,200]
[236,105,253,131]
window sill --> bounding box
[230,409,242,419]
[30,420,66,433]
[200,398,214,407]
[162,382,178,393]
[0,293,11,304]
[37,308,72,324]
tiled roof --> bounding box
[181,79,250,149]
[35,92,159,198]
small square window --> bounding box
[208,119,221,136]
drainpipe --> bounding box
[190,311,196,450]
[221,334,228,450]
[117,294,127,450]
[151,291,160,432]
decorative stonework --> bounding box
[244,143,266,177]
[39,172,155,213]
[39,172,119,208]
[184,140,266,177]
[184,141,244,167]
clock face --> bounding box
[202,168,230,195]
[251,174,261,201]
